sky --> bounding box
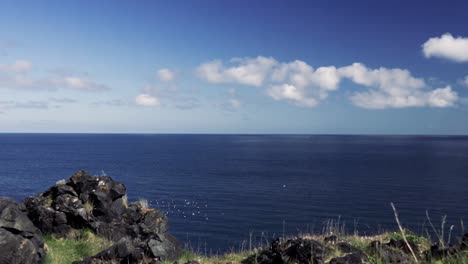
[1,0,468,134]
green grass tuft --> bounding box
[44,229,112,264]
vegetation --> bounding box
[44,229,112,264]
[42,229,468,264]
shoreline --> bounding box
[1,171,467,264]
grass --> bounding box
[42,229,468,264]
[83,201,93,213]
[44,229,112,264]
[137,198,149,210]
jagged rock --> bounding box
[329,253,367,264]
[147,233,182,260]
[24,170,181,263]
[282,238,328,264]
[0,197,45,264]
[242,238,329,264]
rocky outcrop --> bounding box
[24,170,181,263]
[0,197,45,264]
[242,238,330,264]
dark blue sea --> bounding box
[1,134,468,252]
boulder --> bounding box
[73,238,144,264]
[0,197,45,264]
[24,170,181,263]
[242,238,329,264]
[282,238,328,264]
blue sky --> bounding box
[1,0,468,134]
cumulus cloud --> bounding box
[197,57,341,107]
[157,68,175,82]
[135,93,160,106]
[422,33,468,62]
[196,56,277,86]
[197,57,459,109]
[267,84,318,107]
[0,60,110,91]
[340,63,458,109]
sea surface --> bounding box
[1,134,468,252]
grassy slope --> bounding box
[43,230,468,264]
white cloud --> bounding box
[267,84,318,107]
[59,76,109,91]
[157,68,175,82]
[197,57,459,109]
[0,97,79,112]
[197,57,340,107]
[427,86,458,107]
[196,56,277,86]
[422,33,468,62]
[0,60,110,91]
[0,60,32,73]
[340,63,458,109]
[135,94,160,106]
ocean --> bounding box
[1,134,468,252]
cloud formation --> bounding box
[340,63,457,109]
[0,97,78,112]
[135,93,160,106]
[0,60,110,91]
[157,68,175,82]
[422,33,468,62]
[197,57,459,109]
[197,56,277,86]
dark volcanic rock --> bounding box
[283,238,328,264]
[0,197,45,264]
[242,238,329,264]
[24,170,181,263]
[74,238,142,264]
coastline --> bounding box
[1,171,468,264]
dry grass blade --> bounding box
[390,202,419,263]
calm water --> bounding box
[1,134,468,251]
